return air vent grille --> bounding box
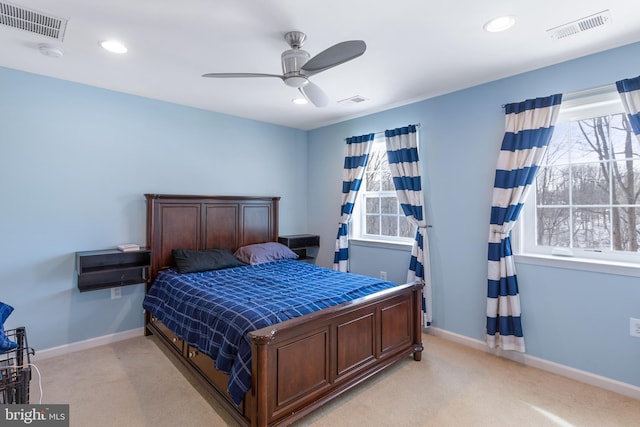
[0,1,67,41]
[547,10,611,40]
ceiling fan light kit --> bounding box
[284,76,308,88]
[202,31,366,108]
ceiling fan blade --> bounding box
[299,81,329,107]
[301,40,366,75]
[202,72,284,80]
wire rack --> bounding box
[0,327,34,404]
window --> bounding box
[516,85,640,265]
[352,138,416,243]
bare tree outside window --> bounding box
[535,113,640,254]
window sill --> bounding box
[349,238,413,252]
[514,253,640,278]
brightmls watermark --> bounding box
[0,405,68,426]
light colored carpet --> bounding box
[30,333,639,427]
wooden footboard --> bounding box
[249,281,423,426]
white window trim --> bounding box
[350,136,416,246]
[349,237,413,252]
[512,224,640,278]
[513,253,640,278]
[512,84,640,277]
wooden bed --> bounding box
[143,194,424,427]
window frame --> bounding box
[350,136,416,246]
[513,84,640,276]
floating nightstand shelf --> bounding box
[278,234,319,263]
[76,249,151,292]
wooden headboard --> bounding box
[145,194,280,285]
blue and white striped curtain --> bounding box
[487,94,563,352]
[616,75,640,142]
[333,133,374,271]
[385,125,431,326]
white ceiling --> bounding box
[2,1,640,130]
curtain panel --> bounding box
[333,133,374,272]
[385,125,431,326]
[616,75,640,141]
[487,94,563,352]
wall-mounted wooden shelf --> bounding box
[76,249,151,292]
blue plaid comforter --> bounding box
[142,259,397,405]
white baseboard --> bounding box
[426,327,640,401]
[32,328,145,361]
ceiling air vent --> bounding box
[547,10,611,40]
[0,1,68,41]
[338,95,369,105]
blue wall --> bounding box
[308,42,640,389]
[2,41,639,390]
[0,67,308,350]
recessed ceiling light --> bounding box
[100,40,128,54]
[292,98,308,105]
[483,15,516,33]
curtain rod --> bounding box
[369,123,421,137]
[500,82,617,108]
[343,124,421,141]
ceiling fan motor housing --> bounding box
[282,49,310,87]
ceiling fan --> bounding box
[202,31,366,107]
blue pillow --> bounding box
[0,302,19,352]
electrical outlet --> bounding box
[630,317,640,338]
[380,271,387,280]
[111,287,122,300]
